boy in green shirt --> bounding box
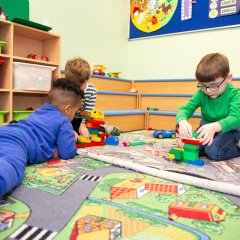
[177,53,240,160]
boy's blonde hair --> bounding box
[65,57,91,85]
[195,53,229,83]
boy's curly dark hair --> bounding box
[52,78,83,96]
[48,78,84,107]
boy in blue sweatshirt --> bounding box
[0,78,84,198]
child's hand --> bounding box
[79,123,89,138]
[74,131,79,142]
[197,122,222,145]
[178,120,192,138]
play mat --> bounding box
[1,130,240,240]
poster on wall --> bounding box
[129,0,240,40]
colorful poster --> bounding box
[209,0,240,18]
[130,0,178,33]
[129,0,240,39]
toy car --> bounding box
[153,130,176,139]
[93,64,106,76]
[107,72,121,78]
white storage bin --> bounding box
[13,62,56,91]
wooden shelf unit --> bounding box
[0,19,61,125]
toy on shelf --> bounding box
[76,109,109,148]
[0,5,7,20]
[107,72,121,78]
[27,54,49,62]
[153,130,176,139]
[147,107,159,111]
[0,41,6,54]
[41,56,49,61]
[169,132,204,166]
[0,59,5,66]
[130,88,138,93]
[92,64,106,76]
[27,54,38,60]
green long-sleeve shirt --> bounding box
[176,83,240,132]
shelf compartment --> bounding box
[0,20,12,55]
[0,57,11,89]
[13,23,60,64]
[13,92,48,111]
[0,111,9,123]
[0,92,10,122]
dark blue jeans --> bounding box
[199,126,240,161]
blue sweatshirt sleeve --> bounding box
[56,119,77,159]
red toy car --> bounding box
[93,64,106,76]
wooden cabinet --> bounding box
[0,19,60,125]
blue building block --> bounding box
[188,159,205,166]
[106,136,119,146]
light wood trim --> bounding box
[0,22,12,55]
[233,81,240,88]
[135,81,197,94]
[140,96,200,112]
[13,56,59,66]
[0,92,10,123]
[148,115,200,130]
[0,58,11,89]
[145,111,149,129]
[90,77,131,92]
[12,90,48,95]
[105,115,145,131]
[95,94,137,110]
[13,22,60,40]
[135,80,240,94]
[0,54,11,58]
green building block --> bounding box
[192,132,200,138]
[89,129,99,135]
[81,116,91,121]
[130,141,146,146]
[184,151,199,161]
[184,143,199,161]
[184,143,199,151]
[0,0,29,21]
[169,148,184,160]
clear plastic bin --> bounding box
[13,62,56,91]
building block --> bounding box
[76,109,107,148]
[122,142,130,147]
[168,132,204,166]
[188,160,204,166]
[106,136,119,146]
[169,148,184,160]
[88,128,99,135]
[130,141,146,146]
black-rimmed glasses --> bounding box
[197,76,228,92]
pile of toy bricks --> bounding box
[76,110,108,148]
[169,132,204,166]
